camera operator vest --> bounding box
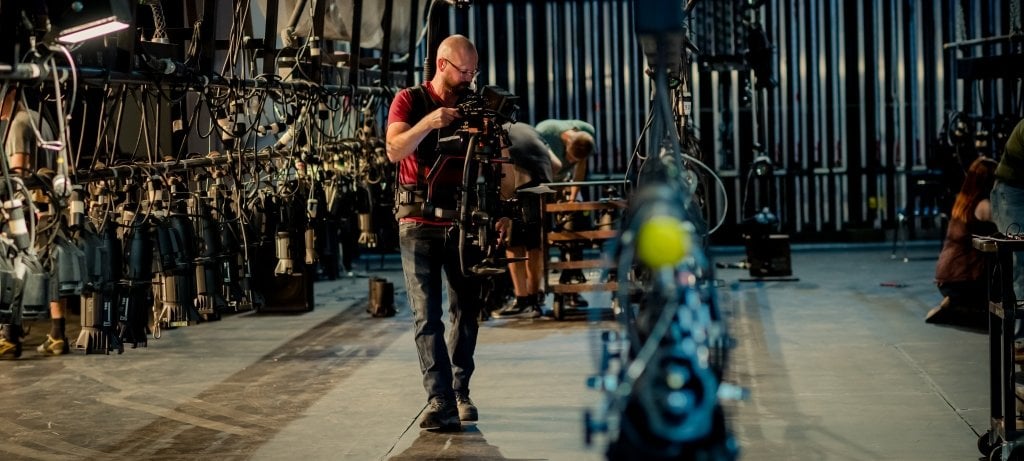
[395,85,466,221]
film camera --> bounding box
[434,85,517,156]
[455,85,518,127]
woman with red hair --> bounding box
[927,156,999,324]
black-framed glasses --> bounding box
[442,58,479,78]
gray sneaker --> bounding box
[455,393,478,421]
[420,398,461,430]
[492,302,541,319]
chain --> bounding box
[957,0,968,49]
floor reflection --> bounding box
[389,425,541,461]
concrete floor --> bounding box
[0,245,991,460]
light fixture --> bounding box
[55,0,133,44]
[752,155,773,177]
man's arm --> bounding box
[548,148,562,175]
[976,198,992,222]
[567,159,587,202]
[386,107,462,163]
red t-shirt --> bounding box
[388,82,453,225]
[388,82,446,186]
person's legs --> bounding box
[400,223,460,429]
[554,209,580,284]
[445,235,481,422]
[492,209,541,319]
[399,223,453,401]
[559,244,589,307]
[444,236,480,397]
[940,280,988,310]
[38,298,69,355]
[505,246,530,297]
[558,246,583,284]
[526,247,545,298]
[518,194,548,310]
[929,280,988,326]
[556,219,589,307]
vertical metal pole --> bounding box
[1001,245,1016,445]
[263,0,281,75]
[985,247,998,439]
[311,0,327,83]
[407,0,420,87]
[349,0,365,89]
[201,0,218,74]
[380,0,395,87]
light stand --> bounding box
[737,18,796,282]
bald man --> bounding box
[386,34,483,431]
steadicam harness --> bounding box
[394,85,465,221]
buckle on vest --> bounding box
[398,187,426,205]
[431,207,458,220]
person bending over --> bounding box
[491,122,557,319]
[535,119,596,307]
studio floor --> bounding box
[0,244,990,460]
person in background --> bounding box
[491,122,557,319]
[535,119,596,307]
[386,34,493,431]
[535,119,595,200]
[927,156,998,325]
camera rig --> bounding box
[455,85,518,126]
[446,85,519,277]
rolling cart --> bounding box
[974,235,1024,461]
[542,180,627,320]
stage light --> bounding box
[55,0,133,44]
[752,155,773,177]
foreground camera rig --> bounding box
[449,85,519,277]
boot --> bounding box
[420,397,461,431]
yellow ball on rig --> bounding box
[636,215,691,268]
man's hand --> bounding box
[495,217,513,244]
[565,186,580,203]
[427,107,462,129]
